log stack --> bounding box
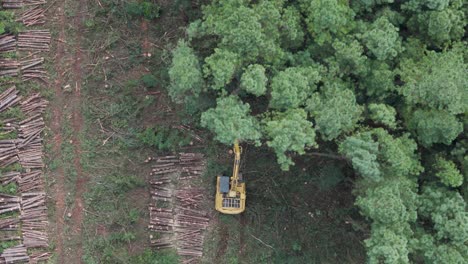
[17,6,45,27]
[0,0,50,262]
[0,244,29,264]
[18,30,50,52]
[0,35,16,53]
[1,0,23,9]
[0,59,19,77]
[148,153,209,263]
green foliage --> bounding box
[130,249,179,264]
[362,17,403,60]
[340,135,381,181]
[240,64,267,96]
[341,129,422,182]
[269,66,322,109]
[356,178,418,224]
[0,11,22,34]
[203,48,239,90]
[168,41,204,103]
[137,126,191,151]
[201,96,261,145]
[0,182,17,195]
[400,49,467,115]
[307,82,363,140]
[368,103,397,129]
[299,0,355,44]
[263,109,317,171]
[365,224,411,264]
[361,61,395,99]
[125,1,160,20]
[141,74,158,88]
[329,39,368,76]
[433,157,463,187]
[419,185,468,245]
[406,109,463,147]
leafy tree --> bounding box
[307,82,363,140]
[340,129,422,181]
[200,95,261,145]
[240,64,267,96]
[406,109,463,147]
[203,48,240,90]
[368,103,397,129]
[329,39,368,76]
[360,61,396,99]
[365,224,411,264]
[299,0,355,45]
[263,109,317,171]
[269,66,322,110]
[356,178,418,224]
[280,6,305,48]
[362,17,403,60]
[399,49,467,115]
[340,135,381,181]
[433,156,463,187]
[419,185,468,244]
[168,41,203,103]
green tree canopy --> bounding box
[263,109,317,171]
[240,64,267,97]
[168,41,203,103]
[200,95,261,145]
[307,82,363,141]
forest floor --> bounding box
[42,1,366,263]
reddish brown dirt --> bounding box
[67,0,88,262]
[49,1,66,263]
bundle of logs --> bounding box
[148,153,209,263]
[0,35,16,53]
[20,57,47,83]
[0,245,29,264]
[0,59,19,77]
[17,6,45,27]
[18,30,50,52]
[1,0,23,9]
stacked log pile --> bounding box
[0,244,29,264]
[148,153,209,263]
[20,58,47,83]
[0,35,16,53]
[18,30,50,52]
[17,6,45,27]
[0,86,21,112]
[1,0,23,9]
[0,59,19,77]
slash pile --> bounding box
[148,153,209,263]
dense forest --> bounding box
[167,0,467,263]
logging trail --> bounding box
[48,0,87,262]
[68,0,88,261]
[49,0,66,262]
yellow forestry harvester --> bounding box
[215,140,246,214]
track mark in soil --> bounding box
[214,223,229,262]
[68,0,88,261]
[141,19,150,56]
[239,214,246,261]
[49,0,66,263]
